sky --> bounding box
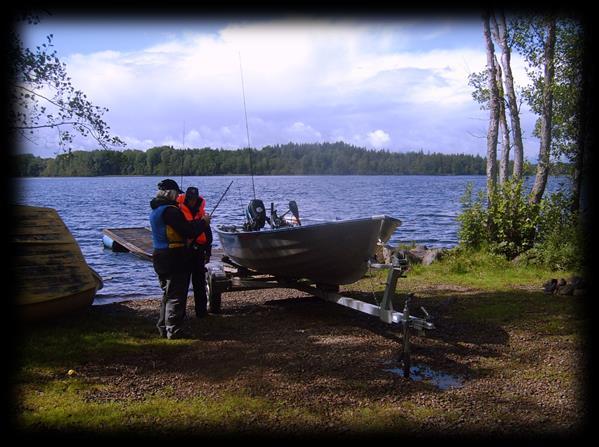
[16,13,542,160]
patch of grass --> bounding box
[361,247,578,301]
[17,308,192,373]
[339,405,411,431]
[15,378,325,434]
[453,292,582,331]
[405,247,577,291]
[15,364,463,435]
[354,248,584,334]
[338,401,461,431]
[400,400,454,421]
[518,367,571,383]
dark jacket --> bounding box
[150,197,209,275]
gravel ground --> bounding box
[81,286,587,438]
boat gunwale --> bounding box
[215,214,400,236]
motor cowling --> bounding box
[244,199,266,231]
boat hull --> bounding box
[13,205,102,321]
[216,216,399,285]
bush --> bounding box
[528,190,584,271]
[457,183,488,250]
[457,180,582,270]
[458,180,539,258]
[486,180,539,259]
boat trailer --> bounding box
[205,253,435,377]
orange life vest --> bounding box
[176,193,208,245]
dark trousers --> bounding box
[153,248,192,339]
[190,246,208,316]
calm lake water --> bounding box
[13,175,570,305]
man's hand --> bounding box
[202,214,212,225]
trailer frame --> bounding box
[205,253,434,376]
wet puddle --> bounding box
[383,362,465,390]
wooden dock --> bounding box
[103,227,153,259]
[102,227,222,260]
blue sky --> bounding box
[17,14,541,160]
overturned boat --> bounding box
[216,200,401,285]
[12,205,103,321]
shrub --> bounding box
[528,190,584,271]
[486,180,539,259]
[458,180,539,258]
[457,182,488,250]
[456,180,582,270]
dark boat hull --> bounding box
[216,216,399,285]
[13,205,102,321]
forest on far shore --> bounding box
[13,141,569,177]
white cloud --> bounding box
[367,129,391,148]
[284,121,322,142]
[121,135,155,149]
[65,20,495,112]
[19,18,540,157]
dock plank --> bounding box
[103,227,222,260]
[103,227,153,260]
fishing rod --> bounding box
[209,180,234,217]
[180,120,185,190]
[238,52,256,200]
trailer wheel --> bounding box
[206,270,222,314]
[209,292,221,314]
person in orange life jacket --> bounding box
[149,179,211,339]
[176,186,213,318]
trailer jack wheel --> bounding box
[206,270,222,314]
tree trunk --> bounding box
[495,55,511,185]
[577,18,593,228]
[494,11,525,180]
[483,12,499,201]
[530,17,557,204]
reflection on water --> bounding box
[383,361,464,390]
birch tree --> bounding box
[494,55,511,185]
[511,16,583,205]
[493,11,525,180]
[529,17,557,205]
[483,11,499,201]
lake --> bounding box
[13,175,570,304]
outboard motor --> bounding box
[288,200,301,226]
[244,199,267,231]
[269,201,301,228]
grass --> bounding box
[16,307,193,372]
[11,248,587,436]
[17,381,272,434]
[18,378,456,435]
[354,247,583,332]
[405,247,577,291]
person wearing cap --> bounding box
[176,186,213,318]
[149,178,211,339]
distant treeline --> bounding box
[13,142,568,177]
